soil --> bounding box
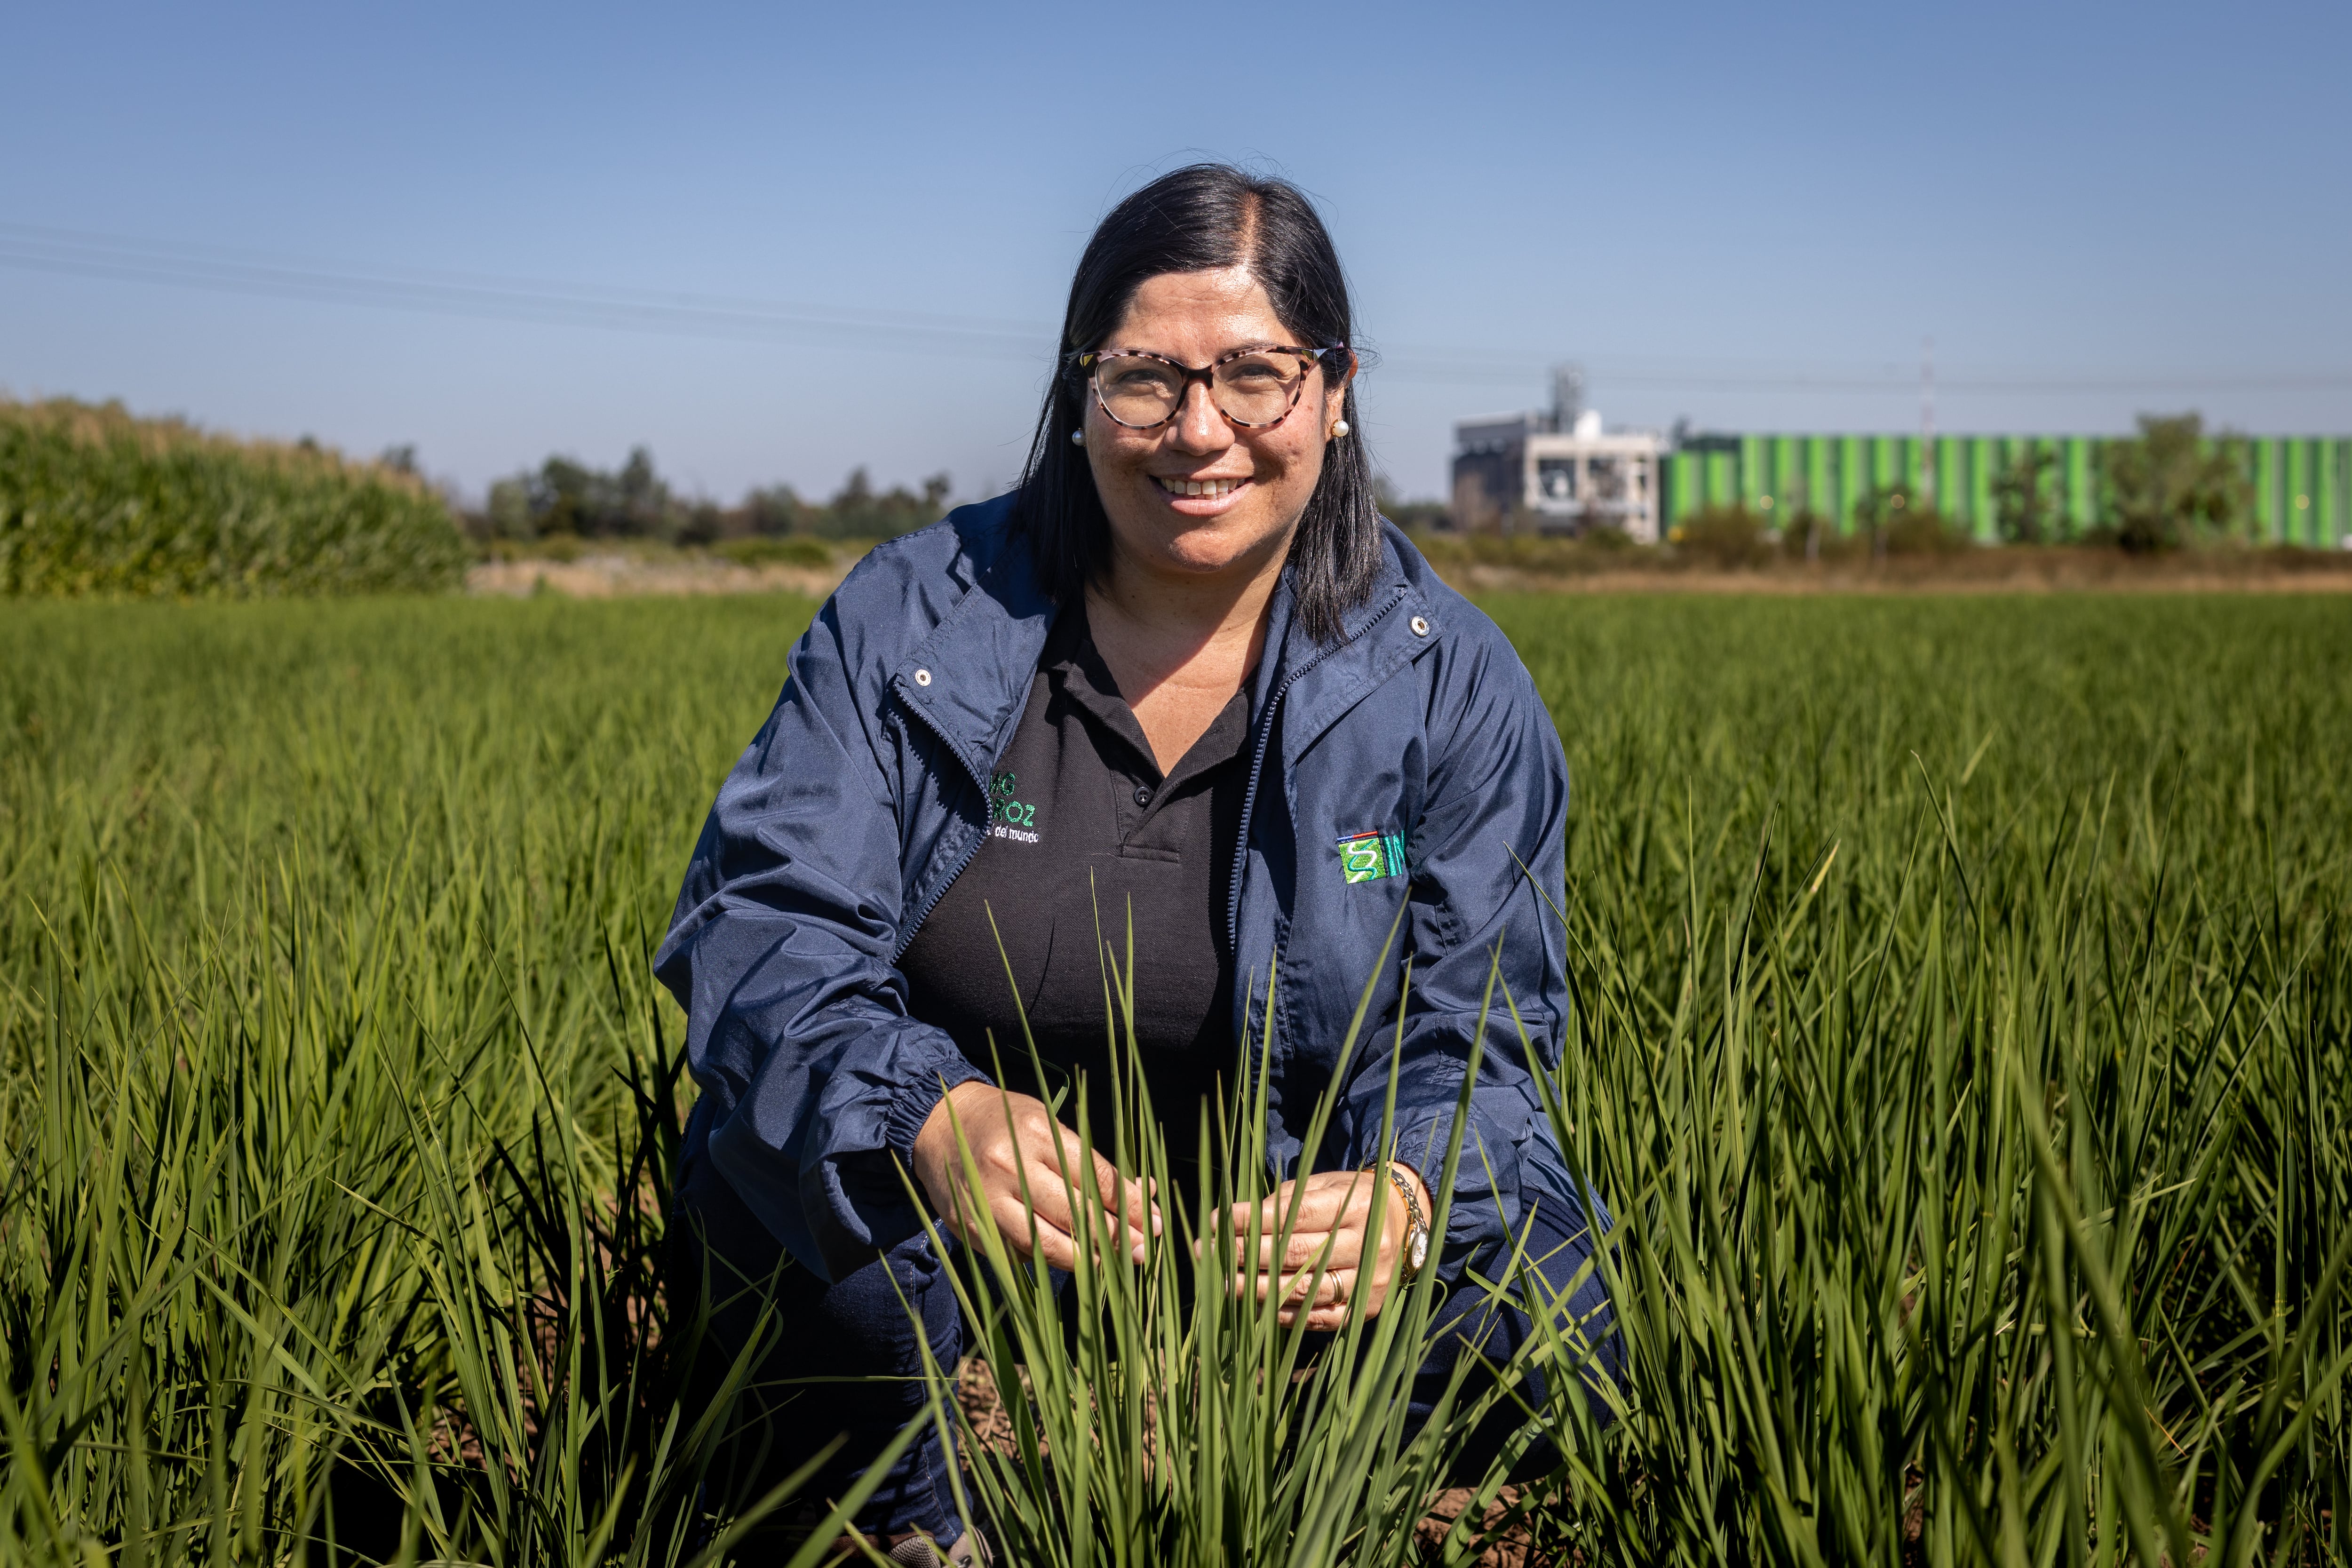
[954,1357,1566,1567]
[466,552,848,599]
[467,544,2352,601]
[1431,545,2352,596]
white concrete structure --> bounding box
[1523,427,1663,541]
[1452,392,1664,542]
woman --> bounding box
[657,164,1614,1564]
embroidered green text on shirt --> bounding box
[990,771,1039,830]
[1335,829,1406,884]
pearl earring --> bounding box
[1069,429,1085,446]
[1330,419,1351,438]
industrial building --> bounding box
[1452,372,2352,547]
[1452,368,1667,542]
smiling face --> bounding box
[1081,266,1349,592]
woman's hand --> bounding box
[911,1082,1159,1270]
[1221,1164,1433,1331]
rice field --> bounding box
[2,589,2346,1565]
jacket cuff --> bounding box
[1375,1110,1518,1264]
[881,1055,993,1170]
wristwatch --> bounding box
[1374,1162,1431,1282]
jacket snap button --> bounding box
[913,668,932,686]
[1409,615,1430,637]
[1133,785,1152,807]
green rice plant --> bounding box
[1480,594,2352,1563]
[2,589,2346,1564]
[900,905,1571,1568]
[0,596,837,1564]
[0,398,469,599]
[0,820,914,1567]
[0,840,932,1567]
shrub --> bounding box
[2099,412,2253,552]
[714,534,834,569]
[1991,444,2064,544]
[1775,506,1848,562]
[1882,508,1970,554]
[0,398,468,598]
[1667,503,1778,567]
[1851,482,1971,557]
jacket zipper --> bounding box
[1224,589,1408,952]
[889,690,1000,965]
[891,585,1411,965]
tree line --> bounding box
[461,412,2288,558]
[471,448,954,545]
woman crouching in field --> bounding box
[655,164,1619,1563]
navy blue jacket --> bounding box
[656,496,1571,1284]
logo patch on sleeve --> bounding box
[1335,829,1407,884]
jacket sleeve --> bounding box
[1343,630,1569,1270]
[654,588,988,1283]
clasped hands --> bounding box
[911,1082,1429,1330]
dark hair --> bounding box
[1010,164,1382,645]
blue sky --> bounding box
[5,0,2346,504]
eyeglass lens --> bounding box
[1093,351,1315,428]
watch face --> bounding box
[1408,1231,1429,1273]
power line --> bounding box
[4,221,2348,396]
[1368,349,2352,394]
[0,222,1049,360]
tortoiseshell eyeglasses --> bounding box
[1074,344,1351,431]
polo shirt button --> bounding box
[1409,615,1430,637]
[1132,785,1152,806]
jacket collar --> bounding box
[1253,525,1438,767]
[888,510,1056,790]
[893,511,1438,786]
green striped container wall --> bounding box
[1806,440,1834,524]
[2064,439,2097,532]
[2284,443,2306,544]
[1707,451,1738,505]
[2246,437,2352,545]
[1969,440,1998,536]
[1840,437,1869,523]
[1657,433,2352,546]
[2330,442,2349,545]
[1663,453,1700,519]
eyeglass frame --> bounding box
[1072,342,1353,431]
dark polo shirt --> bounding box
[898,603,1249,1130]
